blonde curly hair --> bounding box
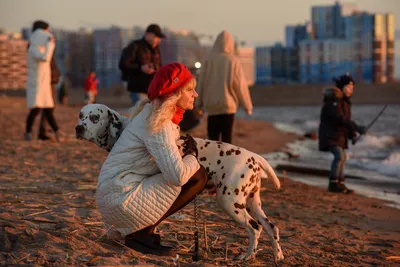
[129,78,196,133]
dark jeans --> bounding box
[207,114,235,144]
[329,146,347,182]
[26,108,59,134]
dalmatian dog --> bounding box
[76,104,284,262]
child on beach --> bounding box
[84,72,99,104]
[318,74,366,194]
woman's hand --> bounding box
[180,134,198,158]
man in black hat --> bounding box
[119,24,166,105]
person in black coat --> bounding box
[318,74,366,193]
[118,24,165,105]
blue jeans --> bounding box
[130,92,147,106]
[329,146,347,182]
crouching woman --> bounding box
[96,63,208,256]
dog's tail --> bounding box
[257,155,281,190]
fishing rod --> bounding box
[352,104,388,145]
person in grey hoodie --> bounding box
[196,30,253,144]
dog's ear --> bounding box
[108,110,122,138]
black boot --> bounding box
[125,232,176,257]
[328,180,345,193]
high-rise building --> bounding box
[298,39,352,84]
[159,29,202,68]
[344,13,395,83]
[311,2,358,39]
[255,46,272,84]
[255,43,296,84]
[65,29,94,87]
[236,47,255,86]
[285,22,313,48]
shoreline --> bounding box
[1,96,399,266]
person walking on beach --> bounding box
[195,30,253,144]
[84,72,99,104]
[318,74,366,193]
[37,43,60,141]
[96,63,208,256]
[25,20,61,142]
[118,24,165,106]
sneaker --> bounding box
[24,132,32,141]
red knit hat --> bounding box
[147,63,194,101]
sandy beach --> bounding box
[1,94,400,266]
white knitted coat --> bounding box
[96,104,200,237]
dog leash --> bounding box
[192,194,200,261]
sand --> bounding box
[0,95,399,266]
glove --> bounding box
[356,125,366,135]
[180,134,198,158]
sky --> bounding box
[0,0,399,46]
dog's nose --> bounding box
[75,125,85,135]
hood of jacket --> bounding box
[211,30,235,55]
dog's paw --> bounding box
[273,248,284,262]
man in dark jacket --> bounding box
[318,74,366,193]
[119,24,165,105]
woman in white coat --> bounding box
[25,20,60,141]
[96,63,208,256]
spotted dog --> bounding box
[76,104,284,262]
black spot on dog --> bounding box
[244,192,248,197]
[222,173,225,179]
[221,166,224,170]
[223,186,227,195]
[79,112,84,120]
[112,113,119,121]
[217,182,222,188]
[269,222,275,229]
[204,141,210,147]
[217,160,221,165]
[249,175,256,184]
[251,186,259,193]
[219,151,224,156]
[200,157,207,162]
[234,203,245,209]
[228,192,230,195]
[206,167,210,173]
[235,150,241,155]
[234,211,239,214]
[226,150,232,156]
[249,192,254,198]
[248,164,253,169]
[234,188,239,195]
[241,174,244,178]
[200,146,203,150]
[249,219,259,230]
